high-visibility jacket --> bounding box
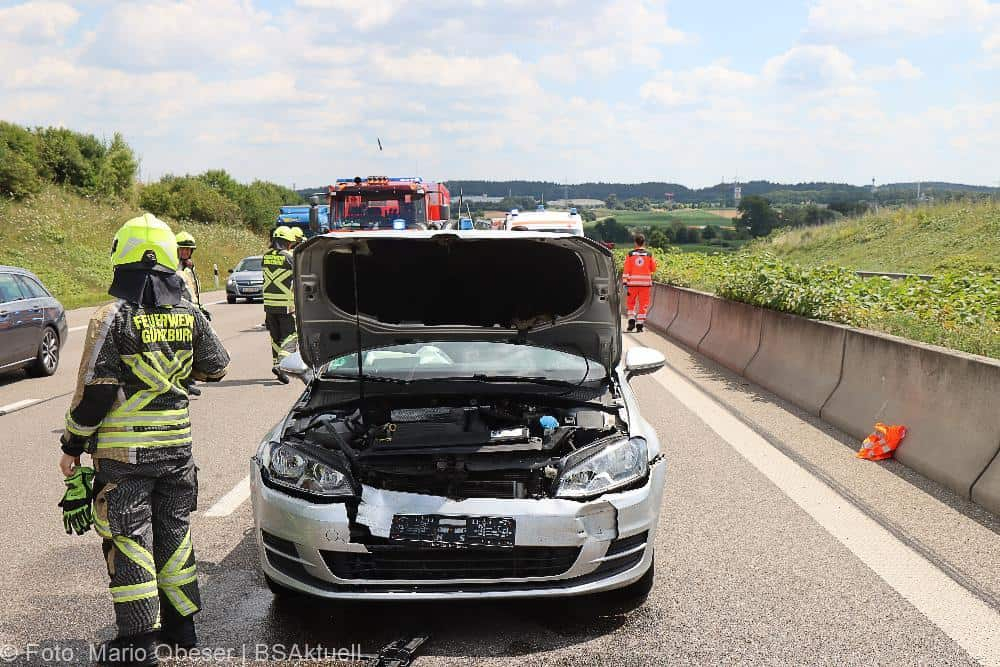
[263,248,295,314]
[622,248,657,287]
[179,263,200,306]
[63,298,230,463]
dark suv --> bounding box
[0,266,68,377]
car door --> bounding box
[13,274,49,356]
[0,272,32,368]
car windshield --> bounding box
[237,257,263,272]
[335,194,424,229]
[321,342,607,384]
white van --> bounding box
[505,207,585,236]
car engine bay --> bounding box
[275,392,629,500]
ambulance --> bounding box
[504,207,585,236]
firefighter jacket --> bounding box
[263,248,295,314]
[179,263,201,306]
[62,298,230,464]
[622,248,657,287]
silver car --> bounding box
[250,231,667,602]
[226,255,264,303]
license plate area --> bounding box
[242,286,261,293]
[389,515,516,548]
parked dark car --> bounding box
[0,266,68,377]
[226,255,264,304]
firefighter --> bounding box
[622,233,657,333]
[59,213,230,665]
[289,225,305,248]
[263,225,298,384]
[175,231,207,396]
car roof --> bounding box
[0,265,42,280]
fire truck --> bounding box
[326,176,451,230]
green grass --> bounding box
[597,209,736,228]
[762,201,1000,273]
[0,185,269,309]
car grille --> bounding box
[590,531,647,576]
[322,542,582,581]
[236,280,263,286]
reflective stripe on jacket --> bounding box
[263,249,295,313]
[64,298,230,463]
[622,248,656,287]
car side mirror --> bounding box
[227,268,234,274]
[279,351,313,384]
[625,346,665,379]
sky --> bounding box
[1,0,999,188]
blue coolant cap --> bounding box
[539,416,559,430]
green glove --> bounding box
[58,466,95,536]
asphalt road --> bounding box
[1,295,998,666]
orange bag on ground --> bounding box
[857,423,907,460]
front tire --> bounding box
[227,294,237,304]
[28,327,60,377]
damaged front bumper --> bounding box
[250,459,665,600]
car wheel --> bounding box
[28,327,60,377]
[227,294,237,304]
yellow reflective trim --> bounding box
[160,531,193,576]
[111,580,158,603]
[162,587,198,616]
[113,536,156,576]
[65,412,97,436]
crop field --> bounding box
[597,209,736,228]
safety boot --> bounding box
[626,319,636,332]
[636,324,644,333]
[94,632,159,666]
[272,366,290,384]
[160,617,197,652]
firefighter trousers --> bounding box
[626,285,652,325]
[264,311,297,366]
[93,456,200,637]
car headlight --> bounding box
[260,441,354,498]
[554,437,648,499]
[226,277,235,285]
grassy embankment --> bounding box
[0,185,269,309]
[631,200,999,358]
[594,208,738,228]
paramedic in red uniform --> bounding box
[622,233,656,333]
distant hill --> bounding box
[297,180,998,206]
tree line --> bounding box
[0,121,301,232]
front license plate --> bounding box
[242,287,261,294]
[390,515,516,548]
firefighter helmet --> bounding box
[290,226,304,241]
[111,213,178,271]
[175,231,197,248]
[273,226,296,242]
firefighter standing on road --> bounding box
[175,231,207,397]
[622,233,657,333]
[59,213,230,666]
[263,226,298,384]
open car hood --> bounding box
[294,231,622,373]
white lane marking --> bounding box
[207,299,227,305]
[625,337,1000,665]
[204,475,251,517]
[0,398,41,416]
[68,325,87,332]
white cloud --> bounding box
[640,63,756,109]
[860,57,923,81]
[0,1,80,41]
[763,45,856,87]
[804,0,996,42]
[294,0,407,30]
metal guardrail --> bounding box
[855,271,935,281]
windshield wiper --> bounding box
[322,372,410,384]
[467,374,586,388]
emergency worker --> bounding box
[59,213,229,665]
[622,233,657,333]
[263,226,298,384]
[289,226,305,248]
[175,231,207,396]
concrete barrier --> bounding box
[645,283,677,333]
[972,455,1000,515]
[822,330,1000,502]
[698,298,764,374]
[744,310,847,415]
[666,287,715,349]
